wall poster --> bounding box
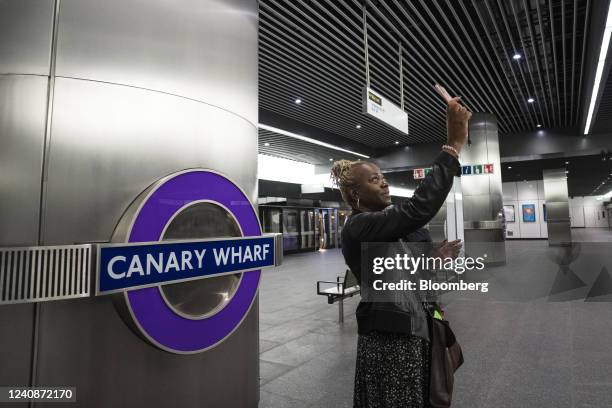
[503,205,515,223]
[522,204,536,222]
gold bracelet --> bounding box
[442,144,459,156]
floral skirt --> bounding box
[354,331,430,408]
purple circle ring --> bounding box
[124,170,261,353]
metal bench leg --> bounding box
[338,298,344,323]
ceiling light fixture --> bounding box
[356,124,362,129]
[258,124,370,158]
[527,98,535,103]
[329,158,333,161]
[507,166,512,169]
[264,142,270,147]
[584,2,612,134]
[565,161,569,164]
[513,53,522,60]
[537,124,542,128]
[394,141,400,145]
[294,98,302,104]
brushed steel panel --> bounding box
[35,295,260,407]
[463,196,492,222]
[544,180,569,203]
[0,303,35,391]
[44,77,258,244]
[0,0,54,75]
[546,202,571,220]
[461,175,490,196]
[461,133,488,163]
[548,221,572,245]
[55,0,258,125]
[543,169,571,244]
[0,76,48,245]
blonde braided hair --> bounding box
[330,159,363,209]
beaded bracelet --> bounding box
[442,144,459,157]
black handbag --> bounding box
[427,309,464,408]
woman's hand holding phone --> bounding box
[434,84,472,155]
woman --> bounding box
[330,93,471,407]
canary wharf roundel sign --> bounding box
[98,169,280,354]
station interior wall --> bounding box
[503,181,608,239]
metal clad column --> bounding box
[0,0,260,407]
[461,113,506,264]
[543,169,572,245]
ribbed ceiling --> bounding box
[501,153,612,196]
[259,0,591,148]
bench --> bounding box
[316,269,360,323]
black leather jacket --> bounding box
[341,151,460,337]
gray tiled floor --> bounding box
[258,229,612,408]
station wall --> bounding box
[503,181,608,239]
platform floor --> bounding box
[258,228,612,408]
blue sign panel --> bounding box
[98,236,275,294]
[462,165,472,175]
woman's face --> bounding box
[352,162,391,211]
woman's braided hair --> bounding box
[330,159,362,209]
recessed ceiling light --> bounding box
[356,124,362,129]
[329,158,333,161]
[537,124,542,128]
[264,142,270,147]
[294,98,302,104]
[513,53,522,60]
[527,98,535,103]
[507,166,512,169]
[565,161,569,164]
[394,141,400,145]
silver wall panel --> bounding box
[543,169,571,245]
[460,175,490,196]
[0,0,54,75]
[55,0,258,126]
[0,303,34,405]
[0,75,48,246]
[547,221,572,243]
[463,196,492,223]
[42,77,258,245]
[35,297,259,408]
[546,202,571,220]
